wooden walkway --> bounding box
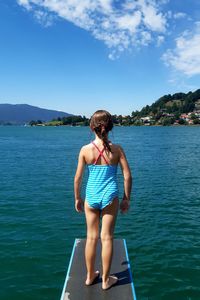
[60,239,137,300]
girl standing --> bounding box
[74,110,132,290]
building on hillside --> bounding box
[180,113,190,121]
[166,113,175,117]
[194,111,200,118]
[188,111,200,118]
[173,120,180,125]
[140,116,152,125]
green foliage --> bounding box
[112,115,120,125]
[179,119,188,125]
[133,119,143,126]
[161,117,175,126]
[171,92,185,100]
[190,113,197,120]
[131,89,200,125]
[193,118,200,124]
[61,115,84,125]
[29,120,43,125]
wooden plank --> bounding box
[60,239,136,300]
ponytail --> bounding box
[97,124,112,153]
[90,110,113,153]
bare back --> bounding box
[83,141,121,166]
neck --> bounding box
[94,134,108,144]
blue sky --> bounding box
[0,0,200,117]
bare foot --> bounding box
[102,275,118,290]
[85,270,100,286]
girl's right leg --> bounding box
[84,201,100,285]
[100,197,119,289]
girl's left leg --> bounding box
[100,197,119,289]
[84,201,100,285]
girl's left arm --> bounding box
[74,147,86,212]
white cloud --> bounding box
[157,35,165,46]
[162,22,200,76]
[173,12,187,19]
[17,0,31,10]
[138,0,166,32]
[98,0,112,12]
[17,0,168,59]
[34,10,55,27]
[140,31,152,46]
[116,11,142,34]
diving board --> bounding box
[60,239,137,300]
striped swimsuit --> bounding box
[85,141,118,210]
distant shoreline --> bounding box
[1,124,200,127]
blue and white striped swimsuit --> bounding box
[85,142,118,210]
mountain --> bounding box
[132,89,200,117]
[0,104,73,125]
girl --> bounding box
[74,110,132,290]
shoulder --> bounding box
[111,143,127,159]
[110,142,124,153]
[108,142,125,159]
[79,143,92,155]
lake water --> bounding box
[0,125,200,300]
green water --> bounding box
[0,126,200,300]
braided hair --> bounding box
[90,110,113,153]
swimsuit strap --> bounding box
[92,141,109,165]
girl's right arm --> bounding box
[118,145,132,213]
[74,146,86,212]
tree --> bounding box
[190,113,197,120]
[161,117,175,126]
[29,120,37,126]
[111,115,119,124]
[193,118,200,124]
[179,119,187,125]
[117,115,123,125]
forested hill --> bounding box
[132,89,200,117]
[0,104,72,124]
